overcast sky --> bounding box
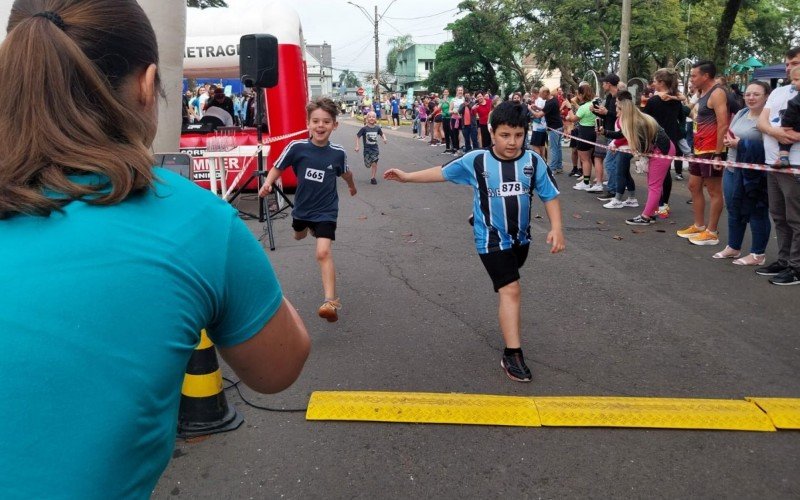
[290,0,465,76]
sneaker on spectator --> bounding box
[677,224,705,238]
[597,192,616,201]
[573,181,590,191]
[769,268,800,285]
[625,215,654,226]
[675,173,684,180]
[688,230,720,246]
[500,352,532,382]
[603,199,626,209]
[623,198,639,208]
[656,204,670,219]
[756,261,788,276]
[586,183,604,193]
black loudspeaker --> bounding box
[239,34,279,88]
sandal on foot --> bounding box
[318,299,341,322]
[733,253,766,266]
[712,246,740,259]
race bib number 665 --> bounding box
[304,168,325,183]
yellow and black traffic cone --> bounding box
[177,329,243,438]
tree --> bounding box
[339,70,362,89]
[425,41,500,93]
[425,1,535,94]
[186,0,227,7]
[713,0,745,67]
[386,35,414,75]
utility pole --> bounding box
[374,5,379,99]
[619,0,631,82]
[348,1,398,100]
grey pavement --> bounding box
[154,119,800,499]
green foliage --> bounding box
[339,70,362,88]
[425,1,533,93]
[386,35,414,75]
[424,0,798,91]
[187,0,227,8]
[425,41,500,93]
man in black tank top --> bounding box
[676,61,728,246]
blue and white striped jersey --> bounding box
[442,149,559,254]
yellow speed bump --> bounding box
[747,398,800,430]
[533,397,776,432]
[306,391,541,427]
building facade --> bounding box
[395,44,440,92]
[306,49,333,98]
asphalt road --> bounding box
[154,118,799,499]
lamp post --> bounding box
[347,1,398,101]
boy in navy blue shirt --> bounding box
[260,98,357,322]
[384,102,565,382]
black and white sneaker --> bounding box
[769,268,800,286]
[500,352,532,382]
[756,261,788,276]
[625,215,654,226]
[596,192,616,201]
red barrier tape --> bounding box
[549,127,800,175]
[261,129,309,146]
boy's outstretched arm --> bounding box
[341,170,357,196]
[542,198,565,254]
[258,167,282,197]
[384,166,445,183]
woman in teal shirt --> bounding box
[0,1,310,498]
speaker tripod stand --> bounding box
[225,87,293,251]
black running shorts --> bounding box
[292,219,337,240]
[478,244,530,292]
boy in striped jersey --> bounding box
[260,98,357,322]
[384,102,565,382]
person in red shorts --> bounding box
[676,61,729,246]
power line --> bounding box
[383,8,457,20]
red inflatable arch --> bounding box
[182,0,309,190]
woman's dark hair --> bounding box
[577,83,595,103]
[617,91,633,101]
[489,101,529,131]
[653,68,678,95]
[746,80,771,98]
[0,0,161,219]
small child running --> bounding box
[259,97,357,322]
[355,111,388,185]
[384,101,566,382]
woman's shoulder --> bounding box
[150,168,236,218]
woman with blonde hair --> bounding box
[606,95,676,224]
[0,0,310,496]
